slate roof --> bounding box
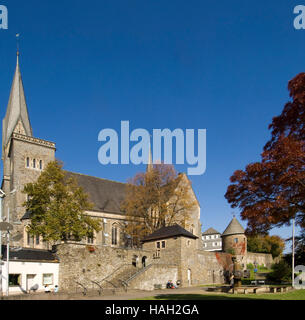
[222,217,245,236]
[202,227,220,235]
[3,54,33,151]
[142,224,198,242]
[65,171,126,214]
[21,210,32,220]
[1,245,58,262]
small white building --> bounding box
[202,228,222,251]
[1,246,59,295]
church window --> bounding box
[27,232,34,246]
[39,160,43,170]
[112,225,118,245]
[33,159,36,169]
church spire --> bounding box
[146,140,153,173]
[2,51,33,151]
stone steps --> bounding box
[104,265,140,289]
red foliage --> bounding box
[226,73,305,233]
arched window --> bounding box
[112,225,118,245]
[39,160,43,170]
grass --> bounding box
[136,289,305,300]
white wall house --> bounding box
[202,228,222,251]
[1,246,59,295]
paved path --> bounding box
[90,287,210,300]
[3,286,220,300]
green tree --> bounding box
[23,161,101,243]
[267,260,291,283]
[247,234,285,258]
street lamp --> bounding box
[0,189,6,297]
[292,218,295,288]
[0,221,14,297]
[0,189,17,297]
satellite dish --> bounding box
[11,246,22,252]
[11,233,23,242]
[0,222,13,232]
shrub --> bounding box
[247,263,254,270]
[266,260,291,283]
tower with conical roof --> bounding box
[221,216,247,255]
[1,52,56,247]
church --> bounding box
[0,53,273,295]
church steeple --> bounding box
[147,141,153,173]
[2,52,33,153]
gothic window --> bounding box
[33,159,36,169]
[112,225,118,245]
[27,232,34,246]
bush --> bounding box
[258,264,268,270]
[247,263,254,270]
[266,260,291,284]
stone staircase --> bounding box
[71,264,150,296]
[104,265,140,290]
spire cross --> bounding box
[16,33,20,56]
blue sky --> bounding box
[0,1,303,251]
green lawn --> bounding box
[137,289,305,300]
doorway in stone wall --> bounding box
[132,255,138,267]
[142,256,147,268]
[187,269,192,286]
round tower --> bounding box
[221,217,247,256]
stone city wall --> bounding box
[128,264,179,291]
[56,243,151,291]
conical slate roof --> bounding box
[222,217,245,236]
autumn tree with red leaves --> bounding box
[225,73,305,234]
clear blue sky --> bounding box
[0,1,303,251]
